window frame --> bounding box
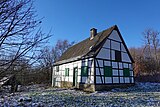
[81,66,88,77]
[104,66,112,77]
[115,50,122,62]
[65,68,69,76]
[123,68,130,77]
[56,66,59,72]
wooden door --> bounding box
[73,67,78,87]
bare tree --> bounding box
[142,28,160,60]
[0,0,51,75]
[54,40,75,61]
[37,40,74,84]
[151,30,159,61]
[142,29,153,58]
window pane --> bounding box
[65,68,69,76]
[104,66,112,77]
[81,66,88,76]
[115,50,121,62]
[123,68,130,77]
[56,66,59,72]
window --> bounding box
[123,68,130,77]
[65,68,69,76]
[56,66,59,72]
[115,50,121,62]
[104,66,112,77]
[81,66,88,76]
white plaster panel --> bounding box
[96,48,110,59]
[54,71,57,75]
[113,77,119,83]
[82,62,85,66]
[102,68,104,75]
[108,30,122,42]
[105,49,110,59]
[96,68,104,75]
[103,39,110,48]
[61,76,63,80]
[65,77,69,81]
[111,40,120,51]
[120,77,124,83]
[121,44,127,52]
[91,60,94,68]
[96,68,100,75]
[113,69,118,76]
[78,61,82,68]
[105,77,112,83]
[122,53,131,62]
[53,67,56,71]
[104,61,111,66]
[73,63,78,68]
[98,60,103,67]
[77,76,81,82]
[95,60,98,67]
[124,77,130,83]
[96,68,104,76]
[69,63,73,69]
[78,68,81,75]
[96,76,102,84]
[123,63,128,68]
[100,68,104,75]
[69,76,73,82]
[111,50,115,60]
[112,62,118,68]
[70,69,73,76]
[56,77,61,81]
[129,64,133,70]
[85,78,88,83]
[82,77,87,83]
[119,70,123,76]
[88,68,91,75]
[53,69,56,74]
[88,60,92,68]
[130,71,133,76]
[89,76,94,83]
[90,67,94,75]
[65,63,69,68]
[60,65,64,70]
[119,63,123,69]
[85,59,88,66]
[131,77,134,83]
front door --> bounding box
[73,67,78,87]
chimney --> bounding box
[90,28,97,40]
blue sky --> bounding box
[35,0,160,47]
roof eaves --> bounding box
[53,55,83,66]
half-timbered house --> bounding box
[52,25,134,92]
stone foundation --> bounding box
[61,81,73,88]
[57,81,134,92]
[79,84,95,92]
[95,84,135,91]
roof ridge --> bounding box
[56,25,117,63]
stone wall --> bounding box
[79,84,95,92]
[61,81,73,88]
[60,81,95,92]
[95,83,135,91]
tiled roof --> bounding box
[55,25,134,65]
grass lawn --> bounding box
[0,82,159,107]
